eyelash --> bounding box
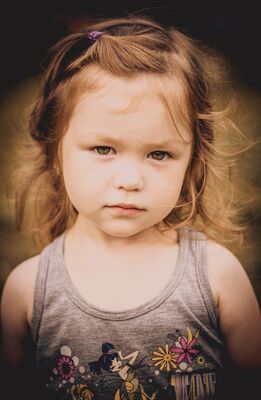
[92,146,172,161]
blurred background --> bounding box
[0,1,260,307]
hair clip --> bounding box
[88,30,105,42]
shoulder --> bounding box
[184,229,245,304]
[206,239,244,288]
[1,255,40,371]
[1,255,40,326]
[204,239,255,309]
[205,239,252,308]
[3,254,40,293]
[204,239,261,369]
[206,238,241,268]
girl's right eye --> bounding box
[93,146,113,155]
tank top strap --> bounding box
[30,234,64,344]
[182,227,219,328]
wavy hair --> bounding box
[15,14,254,249]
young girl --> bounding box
[1,15,260,400]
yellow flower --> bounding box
[152,344,177,372]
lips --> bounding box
[107,204,145,216]
[109,204,143,210]
[105,203,146,217]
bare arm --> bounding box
[117,350,139,380]
[207,241,261,398]
[0,256,39,397]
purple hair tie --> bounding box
[88,30,105,42]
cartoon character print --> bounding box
[46,343,152,399]
[46,328,217,399]
[73,382,93,399]
[88,343,150,399]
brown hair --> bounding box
[15,14,254,250]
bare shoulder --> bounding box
[1,255,40,370]
[206,239,243,272]
[206,240,253,307]
[205,239,261,369]
[2,254,40,296]
[1,255,40,325]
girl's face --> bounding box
[61,71,192,243]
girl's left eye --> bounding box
[94,146,113,155]
[149,151,171,160]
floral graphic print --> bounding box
[170,328,200,365]
[152,327,202,374]
[152,343,178,372]
[44,329,219,399]
[149,327,219,399]
[46,345,84,392]
[56,354,76,380]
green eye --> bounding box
[150,151,170,160]
[95,146,112,155]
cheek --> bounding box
[62,158,107,210]
[62,150,95,188]
[154,166,187,198]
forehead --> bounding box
[69,67,191,142]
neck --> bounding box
[65,216,177,254]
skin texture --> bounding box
[1,72,261,399]
[61,72,192,248]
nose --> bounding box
[113,158,144,191]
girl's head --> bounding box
[17,14,247,246]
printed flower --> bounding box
[195,355,206,367]
[56,355,76,380]
[171,337,199,364]
[152,344,177,372]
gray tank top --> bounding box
[31,227,225,399]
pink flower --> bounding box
[171,337,199,364]
[56,355,76,380]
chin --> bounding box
[106,230,140,238]
[103,225,145,238]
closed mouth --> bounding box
[109,204,144,210]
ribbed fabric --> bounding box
[31,227,225,399]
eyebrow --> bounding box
[81,132,186,148]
